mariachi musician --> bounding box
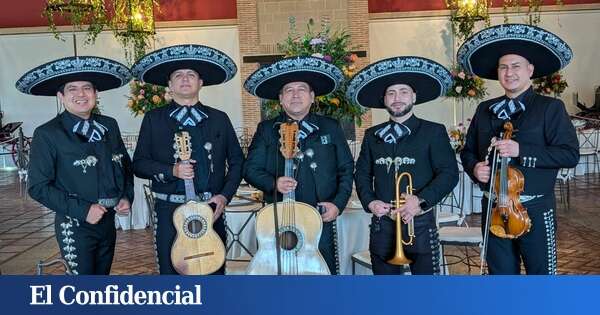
[458,24,579,275]
[349,56,459,275]
[243,56,354,274]
[21,56,134,275]
[131,44,243,275]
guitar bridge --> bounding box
[184,252,215,260]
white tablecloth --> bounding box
[115,176,151,230]
[224,200,372,275]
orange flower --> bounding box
[152,95,162,104]
[330,98,340,106]
[467,89,476,97]
[127,99,134,107]
[350,53,358,62]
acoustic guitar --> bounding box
[171,131,226,275]
[246,121,330,275]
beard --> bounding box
[386,102,414,118]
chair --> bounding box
[436,172,483,275]
[436,169,466,226]
[556,168,574,211]
[224,198,261,261]
[576,128,599,182]
[351,250,372,275]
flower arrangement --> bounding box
[262,17,367,126]
[126,80,171,116]
[446,64,487,102]
[533,72,568,97]
[448,119,471,153]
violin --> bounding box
[489,121,532,239]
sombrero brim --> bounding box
[458,24,572,80]
[244,56,344,100]
[347,56,452,108]
[131,44,237,87]
[16,56,131,96]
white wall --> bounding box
[369,9,600,128]
[0,25,242,136]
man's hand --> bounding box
[368,200,392,218]
[208,194,228,220]
[392,194,420,223]
[494,139,520,158]
[114,198,131,216]
[474,160,491,184]
[86,204,107,224]
[173,159,196,180]
[276,176,297,194]
[318,202,339,222]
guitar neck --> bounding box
[183,160,197,202]
[283,158,295,202]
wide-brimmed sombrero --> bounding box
[131,44,237,87]
[244,56,344,100]
[457,23,573,80]
[346,56,453,108]
[16,56,132,96]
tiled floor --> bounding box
[0,169,598,275]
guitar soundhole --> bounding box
[187,219,204,234]
[279,231,298,251]
[183,215,208,239]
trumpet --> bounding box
[387,172,415,265]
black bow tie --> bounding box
[489,97,526,120]
[375,122,411,144]
[72,119,107,143]
[170,106,208,127]
[297,120,319,141]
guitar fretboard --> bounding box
[283,158,295,202]
[183,160,197,202]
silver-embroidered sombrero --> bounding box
[457,23,573,80]
[244,56,344,100]
[16,56,132,96]
[346,56,453,108]
[131,44,237,87]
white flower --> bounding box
[455,86,463,93]
[311,53,324,58]
[309,38,325,45]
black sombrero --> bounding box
[131,44,237,87]
[244,56,344,100]
[346,56,453,108]
[457,23,573,80]
[16,56,132,96]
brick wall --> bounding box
[238,0,372,140]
